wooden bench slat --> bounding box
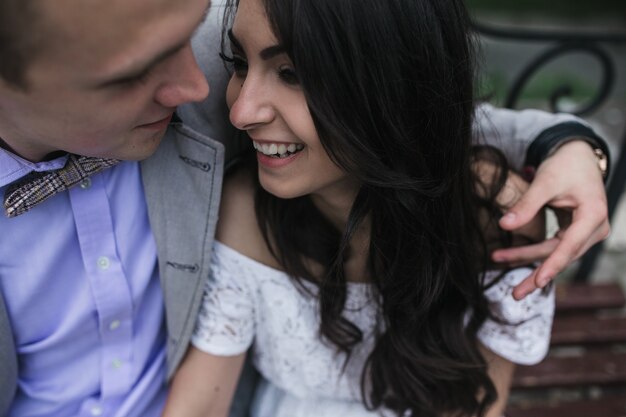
[506,395,626,417]
[555,282,626,312]
[508,282,626,417]
[512,352,626,389]
[551,314,626,345]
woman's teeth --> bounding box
[253,141,304,158]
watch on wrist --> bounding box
[593,147,609,179]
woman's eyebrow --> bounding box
[259,45,285,60]
[227,28,285,60]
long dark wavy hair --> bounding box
[222,0,509,415]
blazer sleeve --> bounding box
[472,103,607,172]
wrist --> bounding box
[554,140,607,179]
[525,121,610,183]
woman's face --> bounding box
[225,0,356,203]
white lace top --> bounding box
[192,241,554,410]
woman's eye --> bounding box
[278,67,299,85]
[219,52,248,76]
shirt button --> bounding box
[90,406,103,416]
[97,256,110,270]
[80,178,92,189]
[112,359,123,369]
[109,320,121,331]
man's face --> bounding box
[0,0,211,162]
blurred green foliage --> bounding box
[476,72,596,108]
[468,0,626,108]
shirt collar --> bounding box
[0,147,69,189]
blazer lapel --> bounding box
[141,122,225,377]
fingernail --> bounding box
[502,212,517,224]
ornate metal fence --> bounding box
[473,20,626,281]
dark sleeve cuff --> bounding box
[525,121,611,183]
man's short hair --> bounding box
[0,0,41,88]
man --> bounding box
[0,1,215,416]
[0,0,610,416]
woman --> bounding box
[162,0,553,415]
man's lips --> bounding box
[137,113,174,130]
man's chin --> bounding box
[121,129,168,161]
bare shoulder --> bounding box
[216,166,281,269]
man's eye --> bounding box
[219,52,248,76]
[114,69,152,87]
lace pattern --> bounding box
[192,242,554,403]
[478,268,555,365]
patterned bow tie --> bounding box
[4,155,119,218]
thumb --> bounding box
[499,184,548,231]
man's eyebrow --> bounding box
[99,3,212,87]
[227,29,285,60]
[99,41,188,87]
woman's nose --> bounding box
[227,77,276,131]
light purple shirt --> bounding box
[0,149,167,417]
